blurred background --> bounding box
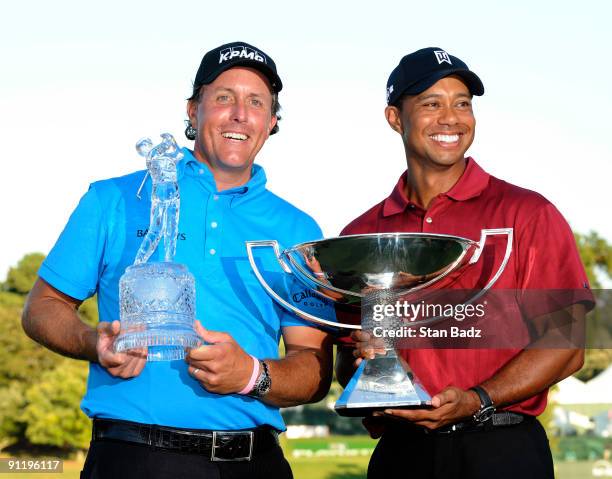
[1,0,611,477]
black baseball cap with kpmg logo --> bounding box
[386,47,484,105]
[193,41,283,93]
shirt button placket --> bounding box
[205,194,223,262]
[423,198,447,232]
[422,215,434,231]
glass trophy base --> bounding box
[335,355,432,417]
[117,262,199,362]
[114,324,200,361]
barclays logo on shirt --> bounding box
[136,229,187,241]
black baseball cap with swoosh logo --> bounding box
[386,47,484,106]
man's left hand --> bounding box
[185,320,254,395]
[374,386,480,430]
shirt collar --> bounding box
[382,157,490,217]
[179,147,268,204]
[444,157,490,201]
[382,171,411,217]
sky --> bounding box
[1,0,611,279]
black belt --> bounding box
[427,411,529,434]
[92,419,279,461]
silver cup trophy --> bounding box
[114,134,199,361]
[246,230,512,416]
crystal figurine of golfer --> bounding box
[114,133,199,361]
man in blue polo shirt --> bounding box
[22,42,333,479]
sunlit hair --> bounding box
[391,94,408,111]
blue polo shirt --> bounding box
[39,148,332,431]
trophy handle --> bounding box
[409,228,513,327]
[245,240,361,330]
[468,228,514,299]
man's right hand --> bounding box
[96,320,147,378]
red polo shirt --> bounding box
[340,157,593,416]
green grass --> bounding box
[283,436,373,479]
[283,435,376,451]
[291,457,370,479]
[1,436,604,479]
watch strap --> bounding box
[470,385,495,423]
[247,360,271,398]
[470,385,493,408]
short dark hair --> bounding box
[187,85,282,135]
[390,94,408,111]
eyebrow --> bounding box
[212,86,266,97]
[417,93,442,101]
[416,92,472,101]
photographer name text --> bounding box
[372,325,482,338]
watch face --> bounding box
[258,375,271,395]
[249,361,271,398]
[475,406,495,423]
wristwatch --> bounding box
[248,360,271,398]
[470,385,496,423]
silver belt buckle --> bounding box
[211,430,254,462]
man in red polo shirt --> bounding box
[335,47,593,479]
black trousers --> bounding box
[80,438,293,479]
[368,417,554,479]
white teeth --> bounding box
[222,132,248,140]
[431,134,459,143]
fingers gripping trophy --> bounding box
[114,133,200,361]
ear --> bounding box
[268,114,278,136]
[187,100,198,126]
[385,105,403,135]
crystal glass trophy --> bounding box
[246,230,513,415]
[114,133,200,361]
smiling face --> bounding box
[385,75,475,170]
[187,67,277,180]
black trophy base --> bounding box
[334,356,432,417]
